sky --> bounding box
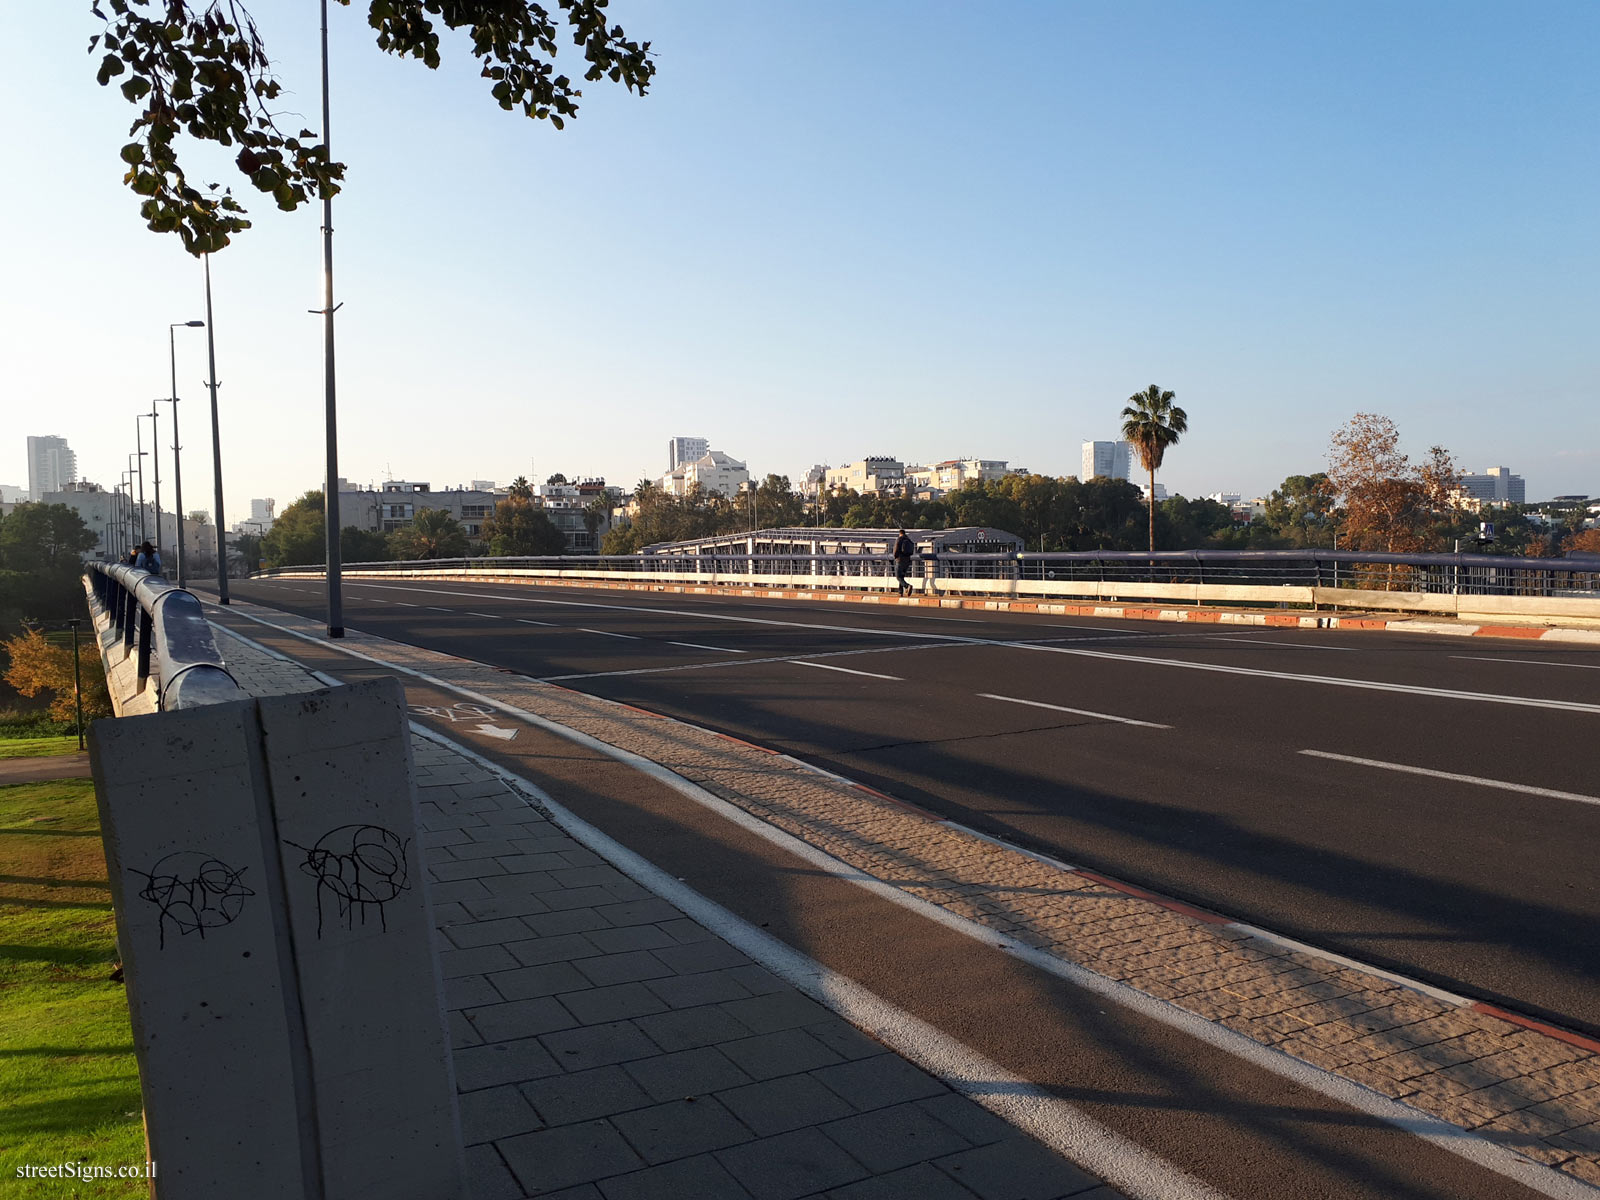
[2,2,1596,526]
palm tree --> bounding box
[1120,384,1189,552]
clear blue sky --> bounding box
[3,2,1596,524]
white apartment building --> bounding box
[27,435,78,500]
[1081,440,1133,482]
[1456,466,1526,506]
[824,457,905,495]
[904,459,1009,494]
[668,436,710,472]
[662,450,750,499]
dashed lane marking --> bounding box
[1300,749,1600,808]
[578,628,640,640]
[1450,655,1600,670]
[978,693,1172,729]
[791,660,904,681]
[667,641,746,653]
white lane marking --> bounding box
[467,612,502,620]
[426,606,452,612]
[540,641,964,682]
[791,660,904,681]
[211,608,1596,1200]
[369,598,389,603]
[1451,655,1600,671]
[979,693,1171,729]
[1005,642,1600,715]
[516,618,555,626]
[1200,636,1354,651]
[667,641,747,654]
[408,726,1226,1200]
[342,581,986,644]
[578,628,640,640]
[1300,750,1600,809]
[396,602,418,607]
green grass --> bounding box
[0,779,146,1197]
[0,737,83,760]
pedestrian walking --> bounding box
[892,528,915,597]
[134,541,163,577]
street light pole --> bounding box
[133,423,147,544]
[318,0,344,638]
[202,256,229,603]
[149,399,162,562]
[165,321,205,587]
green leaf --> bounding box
[119,142,145,165]
[96,53,125,84]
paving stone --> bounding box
[660,917,718,944]
[445,973,502,1011]
[654,938,756,975]
[454,1035,565,1091]
[459,1083,545,1143]
[462,889,559,920]
[598,898,684,926]
[717,1127,870,1200]
[542,1020,661,1070]
[611,1096,752,1164]
[586,924,681,954]
[521,1064,654,1126]
[560,982,671,1025]
[824,1161,982,1200]
[575,950,679,986]
[468,996,579,1042]
[720,1029,847,1081]
[440,945,520,978]
[526,908,614,937]
[445,916,540,950]
[821,1101,974,1172]
[431,857,509,882]
[448,839,518,861]
[934,1137,1100,1200]
[463,1144,524,1200]
[720,965,792,996]
[718,1072,855,1136]
[914,1095,1015,1147]
[630,1004,755,1054]
[495,852,577,874]
[645,970,756,1011]
[807,1021,890,1061]
[499,1119,644,1194]
[626,1046,754,1103]
[449,1011,482,1048]
[426,878,492,904]
[813,1054,948,1111]
[507,932,606,967]
[488,957,590,1001]
[544,884,630,911]
[598,1153,755,1200]
[721,991,832,1035]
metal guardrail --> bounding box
[251,549,1600,599]
[88,562,244,710]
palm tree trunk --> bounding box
[1147,465,1156,552]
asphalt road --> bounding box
[219,577,1600,1035]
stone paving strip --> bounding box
[215,627,1122,1200]
[214,602,1600,1190]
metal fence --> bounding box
[252,549,1600,599]
[88,563,243,710]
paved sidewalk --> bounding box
[212,601,1600,1191]
[218,629,1122,1199]
[0,752,91,783]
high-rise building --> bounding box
[250,498,276,527]
[668,436,710,472]
[26,435,77,500]
[1457,467,1526,506]
[1081,440,1132,481]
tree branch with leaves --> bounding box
[91,0,655,254]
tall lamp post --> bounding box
[163,320,206,586]
[317,0,344,637]
[147,401,163,562]
[201,256,229,603]
[133,423,149,544]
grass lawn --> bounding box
[0,779,147,1197]
[0,737,84,761]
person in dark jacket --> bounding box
[892,529,915,597]
[134,541,163,577]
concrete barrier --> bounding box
[88,676,463,1200]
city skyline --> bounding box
[3,4,1596,525]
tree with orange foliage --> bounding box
[1,629,112,724]
[1565,528,1600,555]
[1326,414,1462,554]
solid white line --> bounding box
[1005,641,1600,715]
[1299,750,1600,808]
[467,612,501,620]
[979,693,1171,729]
[406,723,1227,1200]
[667,642,746,654]
[1451,655,1600,671]
[516,618,555,626]
[1201,636,1354,652]
[396,602,418,607]
[539,641,963,683]
[792,660,903,681]
[209,606,1594,1200]
[426,606,451,612]
[578,627,639,640]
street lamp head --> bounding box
[173,320,206,328]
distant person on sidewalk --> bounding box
[134,541,163,577]
[892,528,915,597]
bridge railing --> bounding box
[250,549,1600,600]
[87,562,243,710]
